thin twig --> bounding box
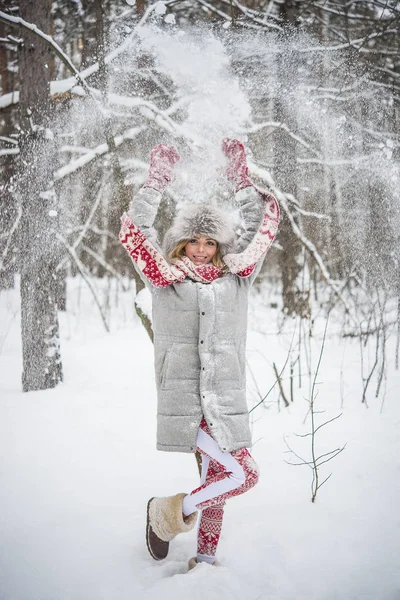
[273,362,289,407]
[56,177,107,272]
[56,234,109,332]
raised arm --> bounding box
[221,138,280,280]
[120,145,182,287]
[126,144,180,247]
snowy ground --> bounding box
[1,278,400,600]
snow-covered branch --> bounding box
[243,121,323,160]
[0,0,185,112]
[0,10,103,113]
[250,161,356,321]
[0,147,19,156]
[0,135,18,145]
[285,194,331,221]
[194,0,232,22]
[54,126,145,182]
[229,0,283,31]
[298,28,399,53]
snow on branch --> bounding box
[298,28,399,53]
[195,0,232,22]
[285,194,330,221]
[0,10,103,113]
[0,135,18,145]
[54,126,145,182]
[297,154,381,166]
[242,121,323,160]
[0,0,184,111]
[0,148,19,156]
[53,89,198,183]
[228,0,283,31]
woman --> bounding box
[120,139,280,569]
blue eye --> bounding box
[189,239,197,244]
[207,241,216,246]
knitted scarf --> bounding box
[119,189,280,288]
[172,256,222,283]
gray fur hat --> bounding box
[163,203,236,258]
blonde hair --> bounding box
[168,238,227,270]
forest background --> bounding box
[1,2,400,598]
[0,0,400,390]
[0,0,399,392]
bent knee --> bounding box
[244,455,260,489]
[228,462,246,487]
[230,451,260,490]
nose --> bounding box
[198,242,208,253]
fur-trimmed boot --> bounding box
[146,493,197,561]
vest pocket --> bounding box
[214,343,244,390]
[160,349,171,389]
[161,342,200,390]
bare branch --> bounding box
[315,445,347,468]
[56,177,108,271]
[56,234,110,332]
[273,361,289,407]
[313,413,343,435]
[80,244,129,291]
[250,162,358,324]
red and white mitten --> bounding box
[222,138,252,193]
[144,144,180,193]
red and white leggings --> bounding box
[182,419,259,564]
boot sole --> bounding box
[146,497,169,561]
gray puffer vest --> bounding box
[153,273,252,453]
[125,185,277,453]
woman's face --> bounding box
[184,236,218,266]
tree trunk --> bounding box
[0,14,17,289]
[136,0,146,16]
[18,0,63,391]
[273,5,305,316]
[92,0,132,276]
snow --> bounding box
[135,286,152,320]
[0,147,19,156]
[164,14,176,25]
[155,2,167,16]
[1,279,400,600]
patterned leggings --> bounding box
[182,418,259,562]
